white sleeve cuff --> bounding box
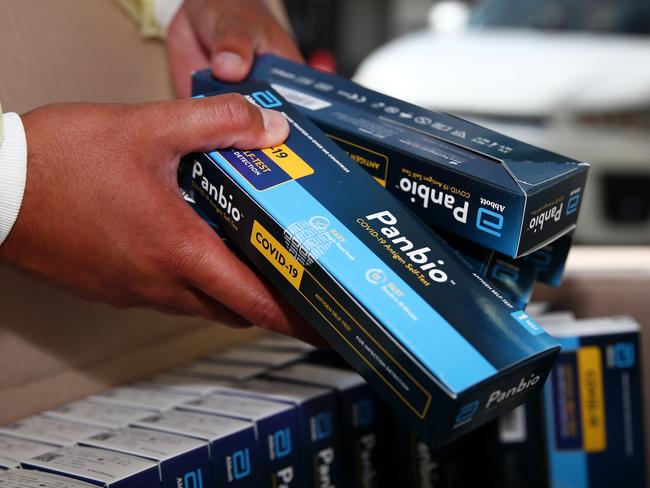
[0,113,27,246]
[153,0,184,35]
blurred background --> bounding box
[284,0,650,246]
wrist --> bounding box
[0,112,27,247]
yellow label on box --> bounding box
[577,346,607,452]
[250,219,304,289]
[262,145,313,180]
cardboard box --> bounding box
[0,468,96,488]
[43,400,152,429]
[542,316,646,488]
[80,427,214,488]
[269,364,385,488]
[0,415,107,447]
[192,56,589,258]
[215,378,342,487]
[22,445,159,487]
[0,434,56,469]
[179,82,560,447]
[133,409,259,487]
[181,394,302,488]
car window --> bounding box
[469,0,650,35]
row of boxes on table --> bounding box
[1,309,643,488]
[0,334,384,488]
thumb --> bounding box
[153,93,289,156]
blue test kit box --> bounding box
[192,56,589,258]
[0,468,96,488]
[43,400,153,429]
[178,82,560,447]
[133,409,259,487]
[393,428,456,488]
[89,386,197,412]
[80,427,214,488]
[0,415,107,447]
[442,231,537,309]
[22,445,159,488]
[215,377,342,488]
[523,232,573,286]
[543,316,646,488]
[180,394,302,488]
[268,364,384,488]
[0,435,56,470]
[482,398,547,488]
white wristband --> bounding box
[0,112,27,246]
[154,0,184,35]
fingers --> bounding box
[209,23,304,82]
[173,287,253,329]
[156,198,326,345]
[174,213,327,344]
[166,6,211,98]
[206,1,304,82]
[186,232,291,329]
[255,292,330,348]
[154,94,289,156]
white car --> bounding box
[354,0,650,244]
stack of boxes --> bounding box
[0,327,645,487]
[0,58,644,488]
[180,76,570,450]
[181,57,641,487]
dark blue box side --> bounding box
[132,412,260,488]
[255,410,302,488]
[210,428,260,488]
[79,429,215,488]
[226,380,343,488]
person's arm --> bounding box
[0,102,28,247]
[117,0,303,97]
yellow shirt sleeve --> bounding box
[116,0,162,38]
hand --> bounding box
[0,95,322,345]
[166,0,303,97]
